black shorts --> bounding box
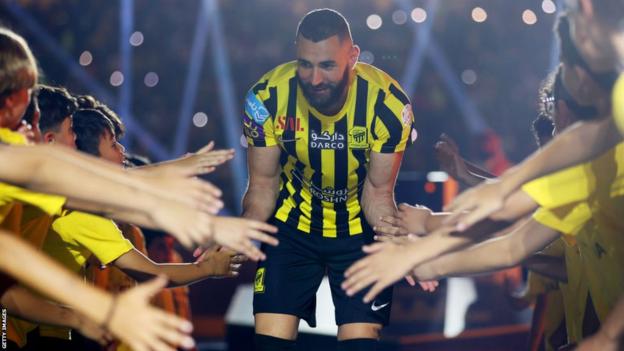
[253,219,393,328]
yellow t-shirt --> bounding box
[0,128,65,347]
[0,128,65,227]
[43,210,134,275]
[524,142,624,233]
[524,239,566,350]
[529,142,624,340]
[613,74,624,135]
[558,236,587,344]
[35,211,134,339]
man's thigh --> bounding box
[253,221,325,330]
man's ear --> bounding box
[43,131,56,144]
[349,44,360,69]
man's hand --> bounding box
[342,242,417,303]
[374,203,432,238]
[111,276,196,351]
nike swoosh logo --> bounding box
[371,301,389,311]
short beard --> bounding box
[298,67,349,113]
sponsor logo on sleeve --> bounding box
[401,104,413,127]
[245,91,270,125]
[243,113,264,139]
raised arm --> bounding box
[412,217,560,281]
[0,231,195,351]
[113,247,243,287]
[1,285,111,345]
[135,141,235,176]
[446,117,622,229]
[0,144,225,248]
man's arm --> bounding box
[361,151,403,228]
[446,117,622,229]
[241,145,281,221]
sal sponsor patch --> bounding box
[254,267,266,293]
[349,126,368,149]
[245,91,270,125]
[276,115,303,143]
[310,130,345,150]
[401,104,413,127]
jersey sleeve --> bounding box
[243,86,277,147]
[532,203,592,236]
[371,83,416,153]
[0,183,66,217]
[52,211,134,265]
[521,163,594,209]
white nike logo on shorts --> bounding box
[371,301,389,311]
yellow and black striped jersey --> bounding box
[243,61,416,238]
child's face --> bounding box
[98,129,125,165]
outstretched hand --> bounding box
[110,276,196,351]
[342,242,417,303]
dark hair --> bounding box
[37,85,78,133]
[554,66,600,120]
[555,14,585,67]
[73,93,125,138]
[22,87,39,125]
[538,68,558,120]
[531,114,555,147]
[124,152,151,168]
[72,109,115,156]
[95,104,125,138]
[296,8,352,43]
[75,94,98,109]
[0,27,37,107]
